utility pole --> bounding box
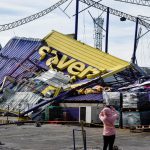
[132,17,139,64]
[74,0,79,40]
[119,93,123,129]
[0,44,2,50]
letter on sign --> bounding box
[46,50,59,67]
[39,46,51,60]
[67,62,85,76]
[57,55,76,70]
[78,66,100,79]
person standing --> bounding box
[99,106,119,150]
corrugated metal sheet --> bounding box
[44,31,130,78]
[0,92,42,114]
[0,37,42,84]
[1,37,41,58]
[64,93,103,102]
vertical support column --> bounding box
[105,7,109,53]
[132,17,139,64]
[119,92,123,129]
[7,105,9,123]
[73,129,76,150]
[81,121,86,150]
[74,0,79,40]
[73,129,86,150]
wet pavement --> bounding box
[0,124,149,150]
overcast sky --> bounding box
[0,0,150,67]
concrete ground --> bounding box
[0,124,149,150]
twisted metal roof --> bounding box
[0,37,42,84]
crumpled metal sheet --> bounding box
[123,92,150,109]
[35,70,71,88]
[0,92,42,114]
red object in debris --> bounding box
[144,85,150,89]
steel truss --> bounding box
[0,0,69,32]
[79,0,150,30]
[114,0,150,7]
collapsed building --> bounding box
[0,31,150,127]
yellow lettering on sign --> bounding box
[67,62,85,76]
[42,85,56,96]
[46,50,59,67]
[87,68,101,79]
[39,46,51,60]
[57,55,76,70]
[70,76,76,83]
[38,46,106,80]
[78,66,101,79]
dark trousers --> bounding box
[103,134,115,150]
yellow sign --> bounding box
[39,46,107,80]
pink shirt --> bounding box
[99,107,118,136]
